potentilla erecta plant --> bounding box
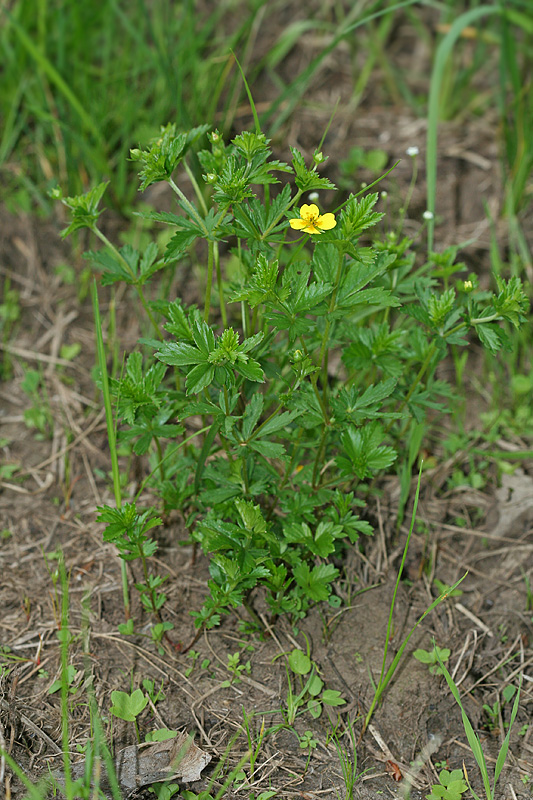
[54,121,527,635]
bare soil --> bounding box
[1,10,533,799]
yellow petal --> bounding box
[317,213,336,230]
[289,218,307,230]
[300,203,319,219]
[303,224,321,234]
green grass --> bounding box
[0,0,272,209]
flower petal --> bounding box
[303,224,321,234]
[289,218,307,230]
[317,213,336,231]
[300,203,319,219]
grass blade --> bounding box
[91,280,130,619]
[6,12,102,141]
[434,645,492,798]
[493,674,522,789]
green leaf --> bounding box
[307,699,322,719]
[254,410,299,438]
[475,322,503,353]
[55,182,109,237]
[320,689,346,707]
[339,192,383,239]
[109,688,148,721]
[290,147,336,192]
[241,393,264,440]
[156,341,205,367]
[186,363,215,394]
[307,674,324,697]
[118,619,135,635]
[293,562,339,602]
[248,440,286,458]
[338,423,397,480]
[192,320,216,356]
[288,649,312,675]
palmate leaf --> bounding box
[331,379,400,424]
[56,181,109,238]
[338,423,396,480]
[293,562,339,602]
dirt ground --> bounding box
[1,8,533,800]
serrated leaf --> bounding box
[186,363,215,394]
[236,358,264,383]
[475,322,502,353]
[248,440,286,458]
[254,410,298,438]
[156,342,205,366]
[293,562,339,602]
[165,229,198,261]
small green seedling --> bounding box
[223,652,251,684]
[241,709,267,781]
[299,730,318,750]
[482,684,516,731]
[426,768,468,800]
[48,665,78,695]
[142,678,165,705]
[285,646,345,722]
[413,645,451,675]
[110,688,148,741]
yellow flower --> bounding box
[289,204,336,235]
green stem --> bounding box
[168,176,209,235]
[92,281,130,620]
[396,155,418,235]
[204,241,214,322]
[141,549,161,621]
[183,160,209,216]
[364,466,422,731]
[469,313,501,325]
[154,436,165,483]
[316,249,345,389]
[59,555,73,800]
[214,241,228,326]
[312,428,328,489]
[91,227,162,341]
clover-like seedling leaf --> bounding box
[307,699,322,719]
[321,690,346,707]
[288,649,312,675]
[110,688,148,722]
[307,674,324,697]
